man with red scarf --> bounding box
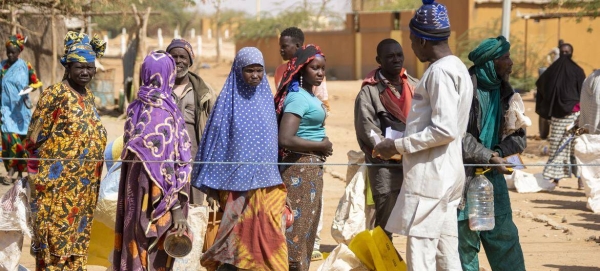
[354,38,417,239]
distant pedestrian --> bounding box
[536,43,586,186]
[1,34,43,185]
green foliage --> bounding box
[549,0,600,18]
[455,20,545,91]
[91,0,198,37]
[235,10,311,41]
[234,0,344,41]
[364,0,421,11]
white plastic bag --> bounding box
[574,134,600,213]
[95,162,121,230]
[172,204,209,271]
[508,170,556,193]
[503,93,531,139]
[0,178,31,271]
[331,166,367,244]
[316,243,368,271]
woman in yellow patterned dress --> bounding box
[26,31,107,271]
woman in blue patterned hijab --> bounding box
[192,47,288,271]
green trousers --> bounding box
[458,213,525,271]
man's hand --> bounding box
[171,208,188,237]
[489,152,513,175]
[372,138,400,160]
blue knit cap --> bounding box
[410,0,451,41]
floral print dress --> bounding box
[26,82,107,270]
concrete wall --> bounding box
[235,11,417,80]
[236,1,599,81]
[441,0,600,75]
[236,30,357,80]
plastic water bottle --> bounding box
[468,168,495,231]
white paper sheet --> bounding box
[385,127,404,140]
[18,87,33,96]
[370,129,382,145]
[505,154,525,170]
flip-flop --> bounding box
[1,178,10,186]
[311,250,323,261]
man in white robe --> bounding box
[374,1,473,270]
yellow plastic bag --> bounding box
[87,220,114,267]
[348,226,407,271]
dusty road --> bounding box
[2,53,599,271]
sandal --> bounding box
[311,250,323,261]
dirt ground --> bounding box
[2,42,600,271]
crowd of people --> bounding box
[2,0,600,271]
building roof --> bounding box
[475,0,551,4]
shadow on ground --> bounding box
[544,265,600,271]
[530,199,589,212]
[547,190,587,198]
[98,108,123,118]
[320,244,338,253]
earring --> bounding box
[300,75,303,88]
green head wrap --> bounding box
[468,36,510,89]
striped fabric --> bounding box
[543,112,580,180]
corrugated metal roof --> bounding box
[475,0,551,4]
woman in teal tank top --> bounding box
[274,44,333,271]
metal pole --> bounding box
[524,19,529,89]
[501,0,512,39]
[558,17,561,39]
[87,15,92,36]
[256,0,261,21]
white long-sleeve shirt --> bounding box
[386,55,473,239]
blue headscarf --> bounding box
[60,31,106,67]
[192,47,282,192]
[409,0,451,41]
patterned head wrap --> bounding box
[123,51,192,220]
[166,38,195,66]
[60,31,106,67]
[274,44,324,116]
[468,36,511,88]
[409,0,451,41]
[5,34,25,51]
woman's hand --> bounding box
[320,137,333,157]
[171,208,188,237]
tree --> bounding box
[549,0,600,18]
[212,0,225,63]
[352,0,420,11]
[92,0,197,38]
[234,0,345,41]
